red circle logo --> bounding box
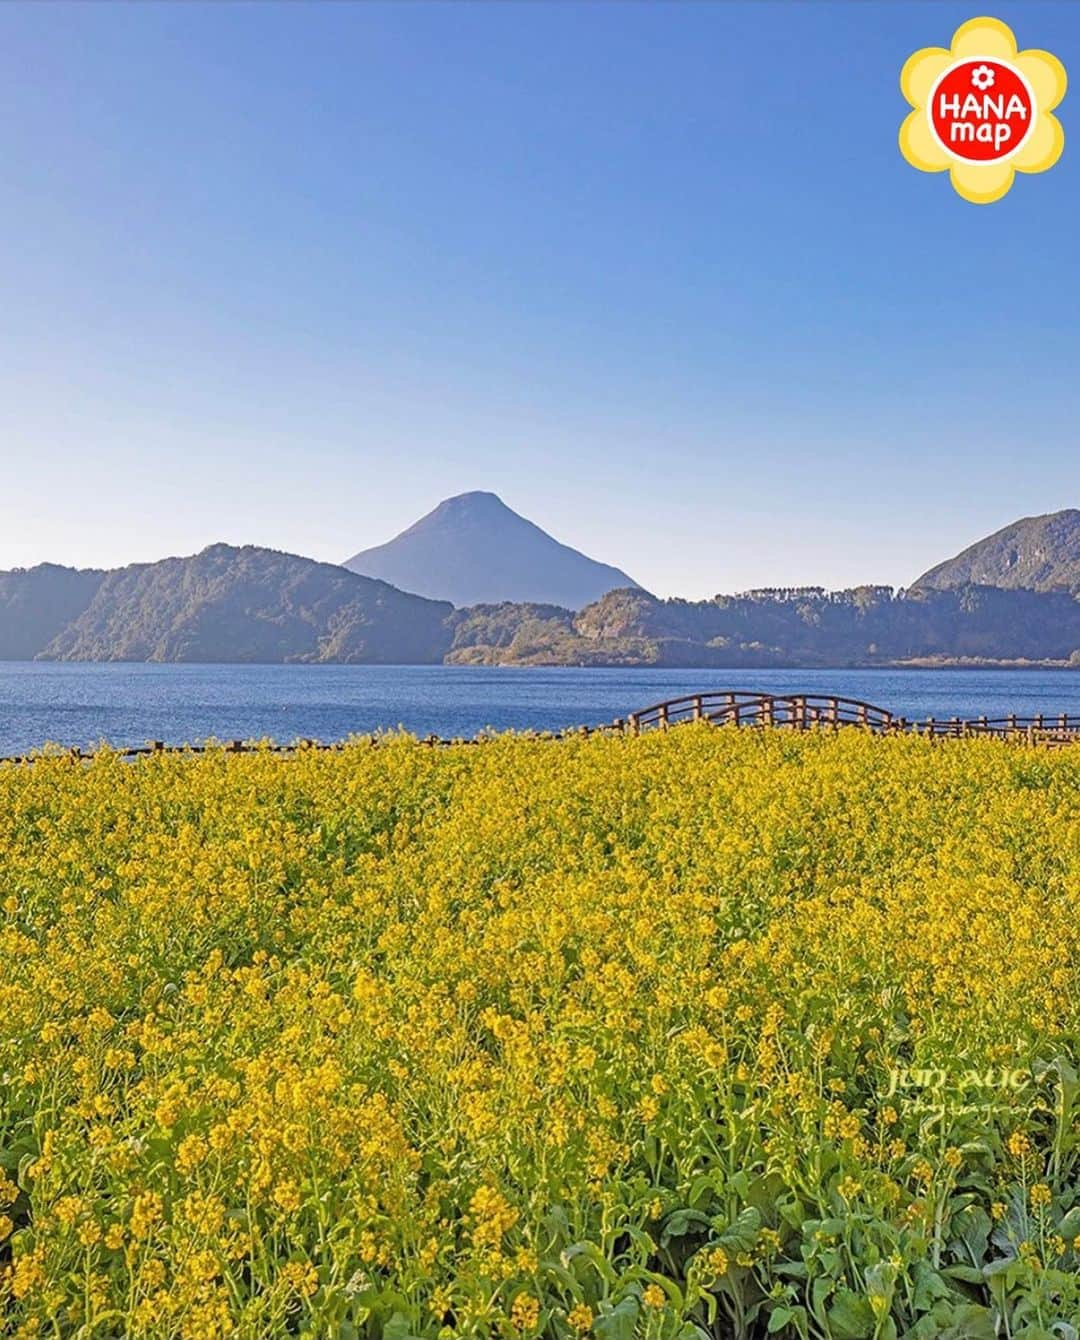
[929,59,1035,162]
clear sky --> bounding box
[1,1,1077,599]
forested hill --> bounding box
[1,550,1079,665]
[9,546,452,664]
[445,585,1080,667]
[0,564,107,661]
[913,509,1080,593]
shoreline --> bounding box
[1,658,1077,671]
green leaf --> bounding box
[719,1206,762,1253]
[661,1209,711,1246]
[810,1277,833,1325]
[562,1241,618,1285]
[948,1204,991,1267]
[904,1303,996,1340]
[673,1326,712,1340]
[542,1204,571,1248]
[911,1263,952,1312]
[594,1296,639,1340]
[767,1306,794,1333]
[621,1226,657,1258]
[827,1290,876,1340]
[383,1312,419,1340]
[687,1173,715,1208]
[941,1265,986,1285]
[538,1258,581,1294]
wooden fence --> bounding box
[1,691,1078,766]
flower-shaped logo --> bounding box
[900,16,1066,203]
[970,64,995,91]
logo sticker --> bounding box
[899,16,1066,203]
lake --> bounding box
[0,662,1078,756]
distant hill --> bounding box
[914,509,1080,592]
[0,564,106,660]
[343,491,640,609]
[36,544,452,663]
[3,516,1080,668]
[446,584,1080,667]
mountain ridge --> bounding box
[0,563,107,661]
[35,544,452,664]
[913,509,1080,593]
[1,502,1079,667]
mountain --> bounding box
[343,491,641,609]
[445,584,1080,667]
[36,544,452,663]
[913,509,1080,593]
[3,517,1080,668]
[0,564,106,660]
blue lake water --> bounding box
[0,663,1078,756]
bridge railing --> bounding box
[622,693,1080,741]
[624,692,895,733]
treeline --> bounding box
[449,585,1080,667]
[2,546,1079,666]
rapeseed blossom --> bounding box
[0,727,1077,1336]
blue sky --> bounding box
[1,1,1077,598]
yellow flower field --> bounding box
[0,727,1077,1338]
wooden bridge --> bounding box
[615,691,1080,746]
